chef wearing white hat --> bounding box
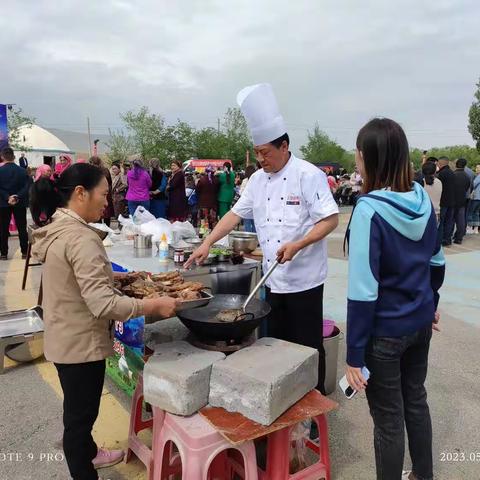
[186,83,339,394]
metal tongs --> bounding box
[242,258,280,311]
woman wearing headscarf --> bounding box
[166,160,187,222]
[196,166,219,229]
[125,159,152,216]
[149,158,168,219]
[110,163,127,219]
[216,161,235,218]
[89,156,114,226]
[34,164,53,182]
[54,154,72,178]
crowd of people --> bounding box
[0,151,262,260]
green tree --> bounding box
[162,120,196,164]
[7,107,35,151]
[105,129,135,165]
[222,107,253,168]
[194,127,228,159]
[121,106,165,161]
[299,124,349,167]
[468,77,480,151]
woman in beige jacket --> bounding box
[30,163,177,480]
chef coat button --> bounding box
[279,219,282,222]
[281,197,284,200]
[283,177,286,181]
[277,240,280,243]
[268,177,271,180]
[267,239,270,242]
[267,218,269,222]
[268,198,270,201]
[267,259,270,262]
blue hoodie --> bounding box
[346,182,445,367]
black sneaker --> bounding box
[21,254,27,260]
[0,255,7,261]
[453,240,462,245]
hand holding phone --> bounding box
[339,367,370,399]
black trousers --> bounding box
[365,326,433,480]
[55,360,105,480]
[265,284,326,395]
[0,206,28,256]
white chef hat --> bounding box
[236,83,287,146]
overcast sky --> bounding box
[2,0,479,154]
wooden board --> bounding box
[199,389,338,445]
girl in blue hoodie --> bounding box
[345,118,445,480]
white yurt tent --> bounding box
[14,125,76,168]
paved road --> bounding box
[1,215,479,479]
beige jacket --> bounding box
[32,209,143,364]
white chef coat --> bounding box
[232,154,339,293]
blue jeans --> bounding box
[127,200,150,217]
[468,199,480,227]
[244,218,256,232]
[149,199,167,219]
[438,206,454,245]
[365,326,433,480]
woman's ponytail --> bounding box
[30,177,61,226]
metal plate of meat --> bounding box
[172,290,214,312]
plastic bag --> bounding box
[289,421,310,473]
[171,221,196,244]
[117,215,138,239]
[140,218,173,244]
[132,206,155,225]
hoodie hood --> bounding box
[32,209,107,262]
[357,182,432,241]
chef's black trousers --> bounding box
[55,360,105,480]
[265,284,326,395]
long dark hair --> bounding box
[30,163,106,226]
[422,161,437,186]
[356,118,412,193]
[224,161,232,184]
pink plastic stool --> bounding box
[258,415,331,480]
[152,407,259,480]
[125,374,165,480]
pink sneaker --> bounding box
[92,447,125,469]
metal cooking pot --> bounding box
[133,234,153,249]
[228,232,258,254]
[177,294,271,342]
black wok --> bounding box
[176,294,271,342]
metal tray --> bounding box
[175,289,214,312]
[0,307,44,338]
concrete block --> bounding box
[144,341,225,416]
[209,337,318,425]
[143,317,190,351]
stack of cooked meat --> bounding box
[114,271,205,301]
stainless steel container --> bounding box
[228,231,259,254]
[133,234,153,250]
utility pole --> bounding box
[87,117,92,157]
[217,118,220,134]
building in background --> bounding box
[14,124,75,167]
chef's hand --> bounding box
[147,296,179,318]
[277,241,301,264]
[184,243,210,269]
[346,365,368,392]
[432,310,440,332]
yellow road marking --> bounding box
[3,251,146,480]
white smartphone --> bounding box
[339,367,370,399]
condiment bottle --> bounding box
[158,233,169,263]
